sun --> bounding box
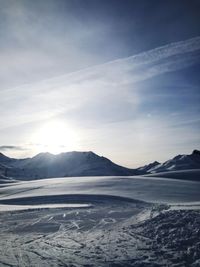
[32,120,79,154]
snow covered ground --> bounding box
[0,175,200,266]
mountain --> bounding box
[0,149,199,181]
[0,152,14,164]
[137,161,160,173]
[0,151,141,180]
[145,150,200,173]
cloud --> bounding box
[0,145,26,151]
[0,36,200,130]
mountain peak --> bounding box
[137,160,160,172]
[192,149,200,156]
[152,161,160,165]
[32,152,54,158]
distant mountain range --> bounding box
[0,149,199,180]
[142,149,200,173]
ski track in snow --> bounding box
[0,176,200,266]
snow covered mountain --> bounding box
[146,150,200,173]
[137,161,160,173]
[0,151,141,180]
[0,149,199,181]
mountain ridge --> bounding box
[0,149,199,180]
[0,151,142,180]
[147,149,200,173]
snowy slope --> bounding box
[0,176,200,266]
[1,175,200,204]
[145,169,200,181]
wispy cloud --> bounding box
[0,145,26,151]
[0,36,200,129]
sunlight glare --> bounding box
[32,121,79,154]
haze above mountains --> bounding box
[0,149,200,181]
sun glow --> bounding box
[32,121,79,154]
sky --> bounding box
[0,0,200,167]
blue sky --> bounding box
[0,0,200,167]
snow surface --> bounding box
[145,169,200,181]
[0,203,91,212]
[0,175,200,266]
[0,175,200,204]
